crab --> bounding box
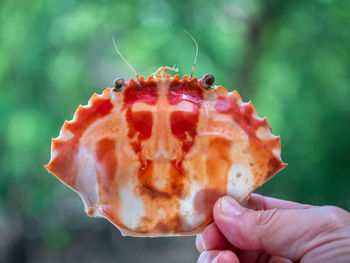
[45,66,286,237]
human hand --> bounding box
[196,194,350,263]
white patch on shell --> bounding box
[256,126,273,140]
[252,112,264,121]
[92,207,104,217]
[227,164,255,202]
[58,129,74,141]
[49,149,57,163]
[242,101,250,108]
[273,148,281,159]
[132,102,155,112]
[180,94,191,100]
[211,113,233,123]
[120,183,144,230]
[75,146,99,210]
[179,183,204,231]
[66,113,77,124]
[172,101,194,112]
[111,91,120,103]
[151,160,170,190]
[80,103,89,109]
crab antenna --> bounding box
[112,36,139,79]
[185,30,198,79]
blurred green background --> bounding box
[1,0,349,262]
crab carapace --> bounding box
[45,67,286,237]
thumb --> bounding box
[213,196,349,261]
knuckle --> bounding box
[250,208,283,245]
[255,208,281,227]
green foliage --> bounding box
[0,0,349,261]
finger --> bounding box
[196,223,234,253]
[213,196,350,261]
[248,194,311,211]
[197,250,239,263]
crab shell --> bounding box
[45,73,286,237]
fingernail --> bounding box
[196,234,207,251]
[198,251,218,263]
[219,196,245,217]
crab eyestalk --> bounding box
[113,78,125,91]
[200,74,215,90]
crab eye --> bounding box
[113,78,125,91]
[200,74,215,90]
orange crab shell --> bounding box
[45,73,286,237]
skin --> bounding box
[196,194,350,263]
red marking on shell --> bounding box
[95,138,124,224]
[170,111,198,151]
[168,77,204,105]
[126,111,153,141]
[66,98,114,135]
[214,92,266,138]
[95,138,118,200]
[169,78,203,154]
[123,78,158,108]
